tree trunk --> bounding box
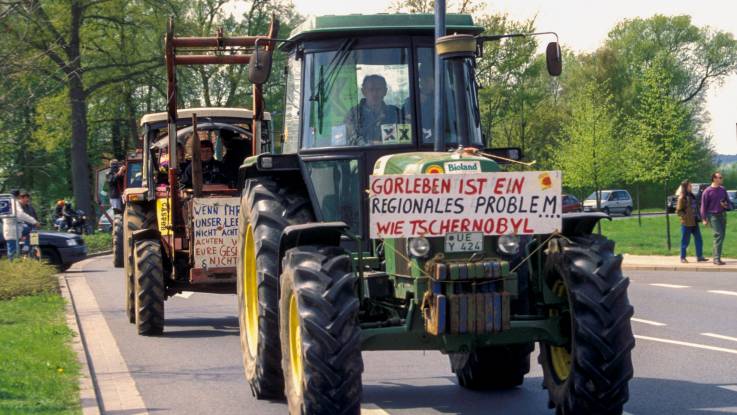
[69,76,93,221]
[664,182,671,251]
[112,118,123,159]
[68,1,92,222]
[125,90,139,153]
[637,184,642,226]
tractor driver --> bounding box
[179,140,227,189]
[345,74,401,145]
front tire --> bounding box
[539,234,634,415]
[279,245,363,415]
[123,204,155,324]
[450,344,533,389]
[133,239,165,336]
[237,178,313,399]
[113,214,124,268]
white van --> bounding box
[583,189,633,216]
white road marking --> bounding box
[702,333,737,343]
[649,283,690,289]
[635,335,737,355]
[175,291,194,299]
[708,290,737,297]
[631,317,667,327]
[361,404,391,415]
[719,385,737,393]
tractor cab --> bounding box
[258,14,486,241]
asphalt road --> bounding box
[78,255,737,414]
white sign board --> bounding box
[0,194,15,218]
[369,171,562,238]
[192,197,240,270]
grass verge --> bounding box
[601,211,737,257]
[83,232,112,254]
[0,260,81,414]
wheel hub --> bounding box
[288,293,304,394]
[243,224,259,356]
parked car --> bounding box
[97,207,115,232]
[729,190,737,210]
[583,189,633,216]
[0,227,87,271]
[666,195,677,213]
[562,194,582,213]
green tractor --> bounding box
[236,9,634,415]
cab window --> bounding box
[302,47,413,148]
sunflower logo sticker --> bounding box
[538,172,553,190]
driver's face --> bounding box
[362,81,387,107]
[201,146,213,161]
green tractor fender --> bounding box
[277,221,349,279]
[560,212,610,237]
[237,154,303,192]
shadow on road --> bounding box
[64,269,108,274]
[363,376,737,414]
[161,316,239,338]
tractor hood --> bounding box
[372,151,500,176]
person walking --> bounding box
[676,180,707,263]
[700,172,730,265]
[17,190,38,253]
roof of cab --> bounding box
[139,107,271,126]
[287,13,483,43]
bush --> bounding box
[0,259,58,300]
[83,232,112,254]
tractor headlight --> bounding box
[66,239,78,247]
[408,237,431,258]
[497,234,520,255]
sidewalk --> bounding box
[623,254,737,272]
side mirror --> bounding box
[546,42,562,76]
[249,48,273,85]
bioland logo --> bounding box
[444,161,480,174]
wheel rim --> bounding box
[288,293,304,394]
[549,280,572,382]
[243,224,259,357]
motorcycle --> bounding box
[54,209,88,234]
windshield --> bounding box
[586,191,611,201]
[302,47,413,148]
[416,48,483,147]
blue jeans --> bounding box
[6,239,18,260]
[681,225,703,259]
[21,224,31,250]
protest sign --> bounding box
[369,171,562,238]
[192,197,240,270]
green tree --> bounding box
[552,81,621,206]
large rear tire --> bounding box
[450,344,533,389]
[123,203,155,324]
[113,214,124,268]
[237,178,313,399]
[279,245,363,415]
[539,234,634,415]
[133,239,165,336]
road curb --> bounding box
[86,250,112,258]
[58,274,102,415]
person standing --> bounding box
[676,180,707,263]
[700,172,730,265]
[17,190,38,253]
[107,159,127,214]
[2,195,39,260]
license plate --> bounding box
[444,232,483,253]
[30,232,39,246]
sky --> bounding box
[285,0,737,154]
